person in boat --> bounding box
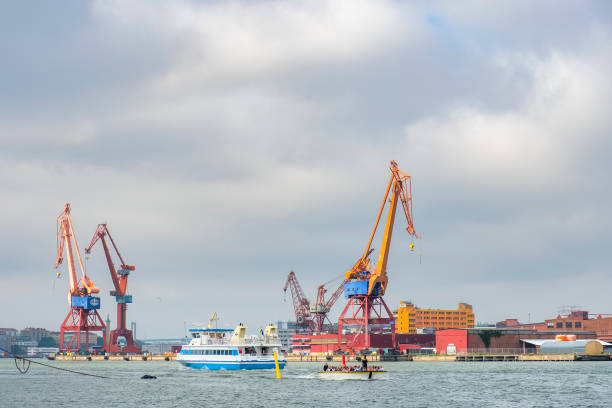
[362,356,368,370]
[323,363,328,372]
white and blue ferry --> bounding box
[177,324,287,370]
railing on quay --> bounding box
[458,348,535,355]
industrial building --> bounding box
[291,332,435,355]
[396,302,475,334]
[436,328,597,354]
[495,318,546,331]
[542,311,612,342]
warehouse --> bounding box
[436,328,596,354]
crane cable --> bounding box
[321,273,345,287]
[0,347,109,379]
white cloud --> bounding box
[1,119,97,146]
[403,49,611,193]
[94,0,418,92]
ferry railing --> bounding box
[200,337,279,346]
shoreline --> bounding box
[29,353,611,362]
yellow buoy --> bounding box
[409,243,415,251]
[273,350,281,379]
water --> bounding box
[2,359,612,407]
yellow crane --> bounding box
[338,160,419,351]
[344,160,419,296]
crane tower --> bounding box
[283,271,347,334]
[85,224,140,353]
[283,271,315,333]
[54,203,107,352]
[337,161,419,350]
[311,279,347,333]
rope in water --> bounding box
[0,347,109,379]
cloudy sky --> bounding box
[1,1,611,338]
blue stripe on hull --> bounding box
[181,361,287,370]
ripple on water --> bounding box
[1,360,612,407]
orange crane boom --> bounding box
[337,160,419,351]
[344,160,419,296]
[54,203,99,297]
[53,203,105,353]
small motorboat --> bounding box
[317,367,387,380]
[318,356,386,380]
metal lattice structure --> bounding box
[85,224,140,353]
[311,279,347,333]
[283,271,315,333]
[338,160,419,351]
[54,203,107,353]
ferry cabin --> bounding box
[177,326,286,370]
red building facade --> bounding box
[436,328,596,354]
[542,311,612,342]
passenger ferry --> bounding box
[177,323,286,370]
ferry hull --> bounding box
[180,360,287,370]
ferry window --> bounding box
[547,322,554,328]
[556,322,563,328]
[575,322,582,328]
[565,322,572,328]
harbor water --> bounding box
[2,360,612,407]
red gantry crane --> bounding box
[85,224,140,353]
[283,271,315,333]
[54,203,107,353]
[283,271,347,334]
[337,160,419,351]
[311,278,347,333]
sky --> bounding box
[1,0,611,338]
